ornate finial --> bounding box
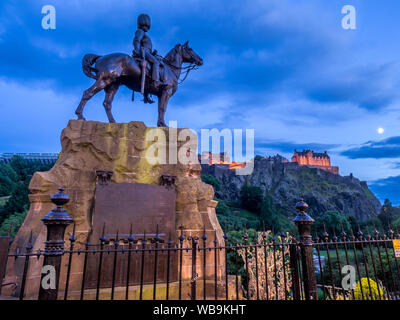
[51,187,70,207]
[42,187,73,225]
[293,199,314,223]
[295,199,309,215]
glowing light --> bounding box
[377,128,384,134]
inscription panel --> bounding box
[85,182,177,289]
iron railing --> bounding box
[0,189,399,301]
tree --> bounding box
[260,194,280,231]
[0,211,27,237]
[0,163,18,196]
[378,199,400,228]
[312,211,351,238]
[240,183,263,214]
[201,174,222,191]
[0,182,29,225]
[0,156,54,227]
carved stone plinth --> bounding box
[3,120,224,298]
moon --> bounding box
[377,127,384,134]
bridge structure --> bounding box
[0,153,59,165]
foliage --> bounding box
[216,199,261,230]
[319,245,398,299]
[392,216,400,232]
[0,156,54,235]
[0,182,30,225]
[260,194,281,232]
[225,228,258,285]
[0,210,27,237]
[253,155,264,161]
[353,278,387,300]
[240,183,263,214]
[201,174,222,191]
[0,163,18,197]
[215,195,294,234]
[238,232,292,300]
[378,199,400,229]
[312,211,351,238]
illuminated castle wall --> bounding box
[291,150,339,175]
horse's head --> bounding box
[180,41,203,66]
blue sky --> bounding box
[1,0,400,204]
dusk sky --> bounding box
[1,1,400,204]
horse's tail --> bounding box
[82,54,101,79]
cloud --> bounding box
[255,140,339,155]
[369,175,400,205]
[341,136,400,159]
[303,62,400,111]
[2,0,400,196]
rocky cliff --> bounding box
[202,158,381,220]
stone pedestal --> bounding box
[3,120,224,298]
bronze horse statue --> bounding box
[75,41,203,126]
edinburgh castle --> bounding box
[291,149,339,175]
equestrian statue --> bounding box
[75,13,203,127]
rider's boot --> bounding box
[143,93,155,104]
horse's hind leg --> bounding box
[103,83,119,123]
[75,79,111,120]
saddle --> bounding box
[133,56,165,82]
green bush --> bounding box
[0,156,54,234]
[0,210,27,237]
[0,163,18,197]
[201,174,222,191]
[312,211,351,238]
[240,184,263,214]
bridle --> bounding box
[159,46,200,84]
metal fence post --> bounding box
[289,241,301,300]
[38,187,73,300]
[190,235,199,300]
[293,199,318,300]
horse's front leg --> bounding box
[157,89,171,127]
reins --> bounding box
[158,50,199,84]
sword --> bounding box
[140,47,147,95]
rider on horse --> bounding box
[132,14,164,104]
